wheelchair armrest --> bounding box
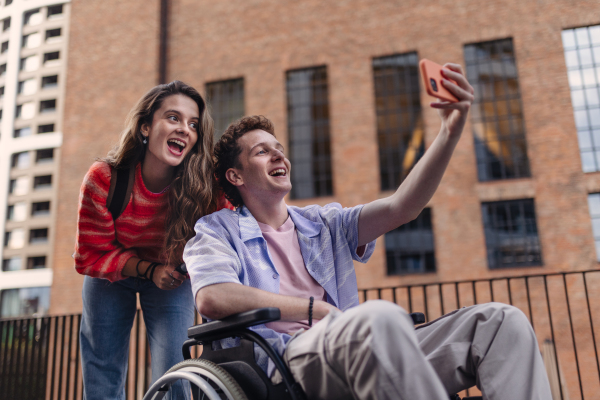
[188,307,281,340]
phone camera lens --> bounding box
[430,78,438,92]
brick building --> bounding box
[45,0,600,320]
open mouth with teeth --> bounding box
[269,168,287,177]
[167,138,186,155]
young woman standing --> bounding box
[74,81,230,399]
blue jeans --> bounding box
[80,276,194,400]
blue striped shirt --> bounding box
[184,202,376,373]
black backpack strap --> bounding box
[106,166,135,220]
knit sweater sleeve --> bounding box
[73,162,137,281]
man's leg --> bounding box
[80,276,137,400]
[139,279,195,400]
[415,302,552,400]
[283,300,449,400]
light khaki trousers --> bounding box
[282,300,552,400]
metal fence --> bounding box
[1,269,599,399]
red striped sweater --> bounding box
[74,161,232,282]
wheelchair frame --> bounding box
[144,307,482,400]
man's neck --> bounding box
[244,195,289,229]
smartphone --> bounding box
[419,59,459,103]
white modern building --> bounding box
[0,0,69,318]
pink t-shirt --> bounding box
[257,216,326,334]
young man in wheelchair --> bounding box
[184,64,552,399]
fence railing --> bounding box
[1,269,599,400]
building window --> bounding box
[0,86,4,97]
[27,256,46,269]
[16,101,35,119]
[36,148,53,163]
[23,9,41,26]
[373,52,424,191]
[464,38,530,181]
[4,0,11,6]
[40,99,56,113]
[38,123,54,133]
[43,51,59,64]
[9,176,28,195]
[562,25,600,172]
[41,75,58,89]
[6,202,26,221]
[20,55,39,71]
[29,228,48,244]
[31,201,50,217]
[33,175,51,189]
[286,66,333,199]
[587,193,600,261]
[22,32,41,49]
[206,78,244,140]
[0,287,50,318]
[11,151,30,169]
[385,208,436,275]
[1,40,7,53]
[2,17,10,32]
[4,228,24,249]
[2,257,21,272]
[47,5,63,19]
[0,63,6,76]
[13,126,31,138]
[45,28,61,42]
[18,78,37,95]
[482,199,542,269]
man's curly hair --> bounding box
[214,115,275,208]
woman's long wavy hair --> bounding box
[102,80,218,266]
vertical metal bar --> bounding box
[472,281,477,305]
[438,284,445,315]
[377,288,382,300]
[135,309,141,400]
[5,319,15,399]
[489,279,494,302]
[74,315,81,400]
[524,277,534,329]
[11,319,24,400]
[507,278,513,305]
[562,274,584,398]
[455,283,460,309]
[1,320,11,395]
[407,286,413,313]
[392,287,397,305]
[50,316,60,400]
[582,272,600,382]
[422,285,429,321]
[39,317,50,400]
[29,317,41,400]
[21,318,32,400]
[65,316,74,400]
[544,276,564,400]
[57,316,67,400]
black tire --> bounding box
[166,358,249,400]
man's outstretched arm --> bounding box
[358,63,474,246]
[197,283,338,321]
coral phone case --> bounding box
[419,59,459,103]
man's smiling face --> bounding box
[227,129,292,203]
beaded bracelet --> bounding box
[308,296,314,327]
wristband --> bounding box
[135,259,144,278]
[308,296,314,328]
[148,263,159,283]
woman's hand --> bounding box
[152,264,187,290]
[430,63,475,140]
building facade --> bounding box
[0,0,70,318]
[41,0,600,315]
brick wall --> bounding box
[51,0,600,312]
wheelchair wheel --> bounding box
[166,358,249,400]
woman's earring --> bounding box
[143,136,148,144]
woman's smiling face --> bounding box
[142,94,200,170]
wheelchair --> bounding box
[143,308,482,400]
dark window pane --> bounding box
[206,78,244,140]
[385,208,436,275]
[41,75,58,88]
[47,5,63,17]
[482,199,542,269]
[2,257,21,271]
[43,51,59,63]
[0,287,50,318]
[287,66,333,199]
[11,151,29,168]
[2,17,10,31]
[27,256,46,269]
[39,99,56,113]
[29,228,48,244]
[31,201,50,217]
[373,52,424,191]
[33,175,51,189]
[13,127,31,138]
[45,28,61,40]
[464,38,531,181]
[1,41,8,53]
[38,123,54,133]
[36,148,53,162]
